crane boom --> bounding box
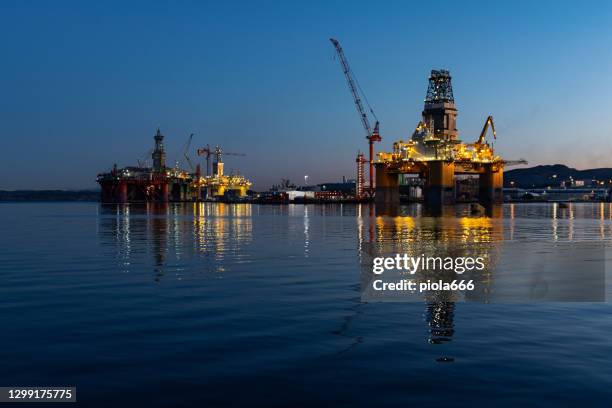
[477,116,496,145]
[330,37,381,197]
[330,38,373,137]
[210,146,245,165]
[183,133,195,171]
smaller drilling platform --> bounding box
[375,69,512,206]
[195,145,252,198]
[97,129,252,203]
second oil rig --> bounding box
[97,129,252,203]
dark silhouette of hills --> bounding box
[504,164,612,188]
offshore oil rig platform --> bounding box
[97,129,252,203]
[330,38,523,206]
[375,69,513,206]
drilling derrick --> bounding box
[152,128,167,171]
[423,70,458,141]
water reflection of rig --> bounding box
[97,129,252,203]
[98,202,253,281]
[360,204,504,361]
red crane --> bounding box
[330,38,381,195]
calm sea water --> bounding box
[1,202,612,407]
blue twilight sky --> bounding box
[1,0,612,190]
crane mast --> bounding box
[330,38,373,136]
[330,38,381,196]
[197,144,212,176]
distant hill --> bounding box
[0,190,99,201]
[504,164,612,188]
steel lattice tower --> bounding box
[423,69,458,140]
[425,69,454,103]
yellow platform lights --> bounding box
[195,145,252,198]
[377,115,502,167]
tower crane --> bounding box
[330,38,381,195]
[196,144,213,176]
[213,145,246,163]
[197,145,246,176]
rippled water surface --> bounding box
[1,202,612,407]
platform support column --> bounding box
[375,165,400,206]
[479,164,504,204]
[426,161,455,206]
[160,183,169,202]
[117,182,128,203]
